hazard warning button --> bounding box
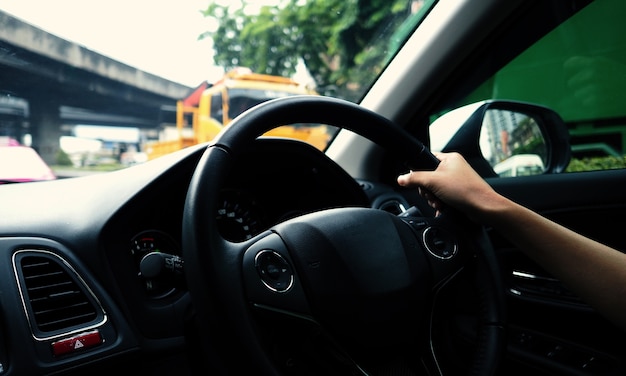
[51,330,102,357]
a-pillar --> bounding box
[28,97,63,165]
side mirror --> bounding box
[430,100,571,178]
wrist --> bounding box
[469,191,514,226]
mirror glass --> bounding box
[480,109,547,177]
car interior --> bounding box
[1,0,625,375]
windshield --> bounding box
[227,88,307,120]
[0,0,433,178]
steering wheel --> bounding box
[182,95,505,375]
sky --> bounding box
[1,0,226,87]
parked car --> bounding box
[0,0,625,375]
[0,140,56,184]
[493,154,545,177]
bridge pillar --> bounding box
[29,98,62,165]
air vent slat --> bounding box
[27,281,75,294]
[25,270,65,277]
[17,254,99,334]
[38,311,97,331]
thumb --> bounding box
[397,169,432,188]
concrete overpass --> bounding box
[0,10,194,163]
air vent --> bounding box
[14,251,102,337]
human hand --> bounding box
[397,152,503,223]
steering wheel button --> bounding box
[255,250,294,292]
[423,227,458,259]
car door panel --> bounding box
[488,170,626,375]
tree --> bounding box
[200,0,411,101]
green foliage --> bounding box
[511,137,547,161]
[566,156,626,172]
[201,0,412,101]
[55,148,73,166]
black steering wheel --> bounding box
[182,95,505,375]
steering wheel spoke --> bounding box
[400,211,479,288]
[242,232,313,318]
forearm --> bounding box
[397,152,626,328]
[485,196,626,330]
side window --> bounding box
[455,0,626,173]
[210,93,223,123]
[228,96,260,120]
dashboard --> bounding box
[0,137,415,374]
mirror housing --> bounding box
[430,100,571,178]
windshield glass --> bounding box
[0,0,434,178]
[227,88,308,120]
